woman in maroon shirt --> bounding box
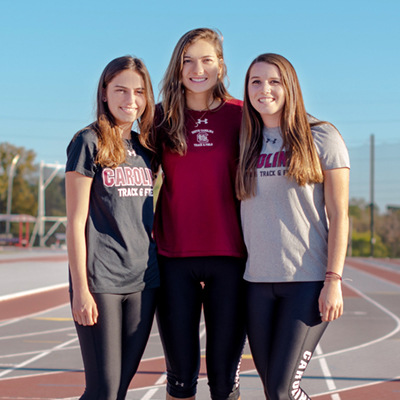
[153,28,246,400]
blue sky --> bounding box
[1,0,399,209]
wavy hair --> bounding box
[158,28,232,155]
[91,56,155,168]
[236,53,324,199]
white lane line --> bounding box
[0,337,78,378]
[139,376,165,399]
[0,302,70,328]
[0,283,69,302]
[310,279,400,398]
[315,345,336,391]
[315,344,341,399]
[155,373,167,385]
[0,346,77,359]
[313,280,400,360]
[0,326,74,341]
[349,258,400,274]
[313,374,400,398]
[140,388,160,400]
[199,326,206,339]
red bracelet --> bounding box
[325,271,342,281]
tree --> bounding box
[349,198,373,233]
[45,175,66,216]
[376,208,400,258]
[349,198,400,258]
[0,143,38,215]
[351,231,389,258]
[0,143,38,237]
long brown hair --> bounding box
[236,53,324,200]
[158,28,232,155]
[92,56,155,168]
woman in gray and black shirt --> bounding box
[65,56,159,400]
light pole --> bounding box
[370,134,375,257]
[6,154,21,234]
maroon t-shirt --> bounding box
[154,99,246,258]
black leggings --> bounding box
[156,256,246,400]
[246,281,328,400]
[72,289,157,400]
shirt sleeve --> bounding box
[312,123,350,170]
[65,129,98,177]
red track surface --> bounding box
[1,255,400,399]
[0,286,69,321]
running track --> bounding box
[0,249,399,399]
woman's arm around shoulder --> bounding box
[66,171,98,326]
[319,167,350,322]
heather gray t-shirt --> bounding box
[241,123,350,283]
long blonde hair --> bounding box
[158,28,232,155]
[236,53,324,200]
[91,56,155,168]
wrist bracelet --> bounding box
[325,271,342,281]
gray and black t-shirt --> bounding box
[66,128,159,294]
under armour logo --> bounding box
[195,118,208,127]
[266,138,277,144]
[127,149,136,157]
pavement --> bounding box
[0,247,399,399]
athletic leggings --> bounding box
[246,281,329,400]
[156,256,246,400]
[72,288,157,400]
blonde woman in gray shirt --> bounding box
[236,53,350,400]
